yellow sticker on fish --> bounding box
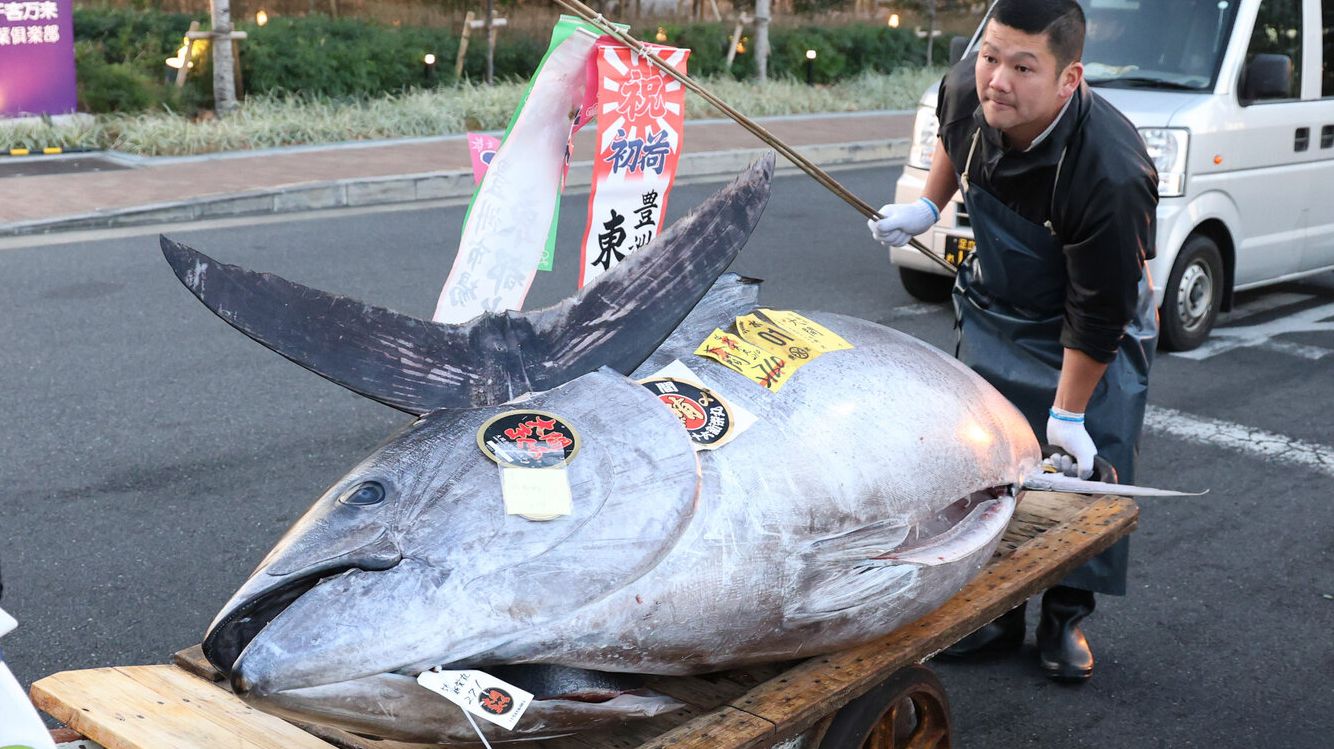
[758,309,854,352]
[694,329,795,391]
[735,313,825,364]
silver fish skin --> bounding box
[208,307,1038,743]
[171,156,1040,743]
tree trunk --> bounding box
[754,0,771,83]
[209,0,238,117]
[926,0,937,66]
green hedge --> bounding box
[654,21,937,83]
[72,8,943,112]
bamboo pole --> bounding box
[455,11,475,80]
[549,0,956,273]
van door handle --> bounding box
[1322,125,1334,149]
[1294,127,1310,151]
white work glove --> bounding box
[1046,407,1097,479]
[867,197,940,247]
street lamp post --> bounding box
[424,53,437,85]
[805,48,816,86]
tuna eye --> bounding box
[340,481,386,506]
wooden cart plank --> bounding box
[31,665,338,749]
[632,706,775,749]
[172,644,222,682]
[647,493,1138,747]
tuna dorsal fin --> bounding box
[630,273,763,379]
[160,155,774,415]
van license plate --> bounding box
[944,235,975,267]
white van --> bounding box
[891,0,1334,350]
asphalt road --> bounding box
[1,164,1330,747]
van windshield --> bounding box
[1079,0,1241,91]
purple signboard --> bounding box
[0,0,77,118]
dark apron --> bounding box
[952,131,1157,596]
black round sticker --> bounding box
[478,686,514,715]
[641,378,734,447]
[477,410,580,468]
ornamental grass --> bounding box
[0,68,942,157]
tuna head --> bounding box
[165,159,772,742]
[204,369,700,704]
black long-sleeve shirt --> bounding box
[936,56,1158,362]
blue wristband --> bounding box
[1049,408,1085,423]
[918,196,940,221]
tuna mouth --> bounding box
[875,487,1016,566]
[203,565,357,676]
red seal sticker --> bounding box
[641,377,734,447]
[479,686,515,716]
[477,410,580,468]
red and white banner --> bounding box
[577,44,689,288]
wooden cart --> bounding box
[31,491,1137,749]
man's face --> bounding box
[974,21,1081,138]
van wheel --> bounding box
[899,267,954,303]
[1160,234,1224,352]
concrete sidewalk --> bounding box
[0,110,914,237]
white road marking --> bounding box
[1144,406,1334,478]
[1258,339,1332,361]
[885,303,940,320]
[1172,300,1334,361]
[1224,291,1314,319]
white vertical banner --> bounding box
[433,21,598,324]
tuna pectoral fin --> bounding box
[160,155,774,414]
[784,520,919,623]
[874,496,1014,566]
[1022,473,1207,497]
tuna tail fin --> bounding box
[160,155,774,416]
[1021,472,1207,497]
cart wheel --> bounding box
[818,665,951,749]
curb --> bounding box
[0,138,908,237]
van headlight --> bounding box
[1138,128,1189,198]
[907,106,939,170]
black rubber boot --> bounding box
[940,601,1026,657]
[1037,586,1096,682]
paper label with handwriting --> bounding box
[417,669,534,731]
[735,312,826,365]
[694,329,794,391]
[500,465,572,521]
[758,309,853,352]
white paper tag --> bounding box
[417,669,534,731]
[648,360,756,448]
[500,466,573,520]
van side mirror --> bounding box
[1240,53,1293,103]
[949,36,969,66]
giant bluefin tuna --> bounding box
[161,157,1167,744]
